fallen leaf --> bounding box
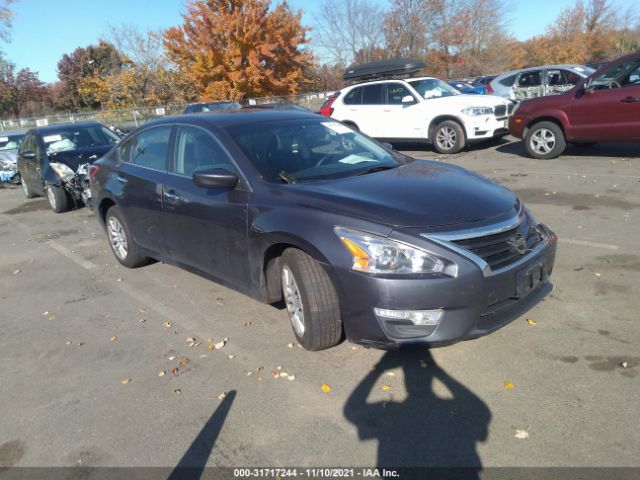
[138,308,146,314]
[216,297,224,306]
[321,383,332,393]
[515,429,529,440]
[382,385,392,391]
[121,378,131,384]
[594,272,602,278]
[351,346,358,350]
[271,371,279,378]
[244,321,252,327]
[207,345,214,351]
[287,343,294,348]
[65,341,72,345]
[43,311,49,316]
[199,354,208,358]
[138,318,146,323]
[277,366,282,371]
[178,357,189,366]
[385,372,396,377]
[110,336,118,342]
[214,340,226,350]
[288,374,296,381]
[158,371,166,377]
[48,315,56,321]
[620,361,629,369]
[162,322,172,328]
[279,372,289,378]
[246,371,253,376]
[227,354,235,359]
[526,319,537,326]
[12,269,20,275]
[174,388,181,395]
[504,381,515,390]
[171,368,179,375]
[185,337,196,343]
[218,392,227,400]
[207,338,213,343]
[168,355,176,361]
[116,278,123,282]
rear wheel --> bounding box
[105,206,149,268]
[22,178,36,199]
[525,121,566,159]
[433,120,465,154]
[280,248,342,351]
[46,184,70,213]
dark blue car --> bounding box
[449,81,486,95]
[90,110,556,350]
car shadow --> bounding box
[393,137,512,154]
[344,348,490,475]
[167,390,236,480]
[497,140,640,159]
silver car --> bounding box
[488,65,594,101]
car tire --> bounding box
[280,248,342,351]
[525,121,566,159]
[46,184,70,213]
[105,206,150,268]
[432,120,465,154]
[22,177,36,199]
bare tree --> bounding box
[312,0,385,66]
[383,0,430,59]
[0,0,13,43]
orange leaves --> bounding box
[163,0,313,100]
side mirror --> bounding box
[382,142,394,150]
[401,95,416,104]
[193,168,239,189]
[21,151,36,160]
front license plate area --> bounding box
[516,263,547,297]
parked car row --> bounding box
[12,101,558,352]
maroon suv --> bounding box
[510,51,640,159]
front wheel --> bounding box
[280,248,342,351]
[105,206,150,268]
[46,184,70,213]
[432,120,465,154]
[22,177,36,199]
[525,121,566,159]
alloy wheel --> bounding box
[107,216,128,261]
[436,126,457,151]
[282,265,305,336]
[22,180,29,198]
[530,128,556,155]
[46,186,57,210]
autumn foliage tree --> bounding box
[164,0,314,100]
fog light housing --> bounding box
[374,307,443,326]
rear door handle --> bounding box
[115,174,128,183]
[621,96,639,103]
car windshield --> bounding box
[42,125,120,155]
[204,103,241,111]
[409,78,461,99]
[0,134,24,151]
[225,118,403,183]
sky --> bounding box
[0,0,633,83]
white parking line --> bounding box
[47,240,98,270]
[560,238,620,251]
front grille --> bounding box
[494,105,507,117]
[452,218,543,271]
[507,103,516,115]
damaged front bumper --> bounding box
[48,162,93,209]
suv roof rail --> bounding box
[343,59,426,83]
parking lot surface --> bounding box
[0,138,638,469]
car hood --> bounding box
[287,160,520,229]
[48,145,112,171]
[0,150,17,165]
[425,94,507,109]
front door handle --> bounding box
[621,96,639,103]
[115,174,128,183]
[163,190,181,202]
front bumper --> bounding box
[333,226,557,348]
[508,115,528,139]
[465,114,510,140]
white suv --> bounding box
[328,77,513,154]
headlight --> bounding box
[49,162,75,182]
[461,107,493,116]
[334,226,446,275]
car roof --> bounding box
[142,109,323,130]
[29,121,104,134]
[0,129,27,136]
[342,76,438,89]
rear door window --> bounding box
[123,126,172,171]
[513,70,544,100]
[499,74,517,87]
[361,84,384,105]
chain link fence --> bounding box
[0,91,336,133]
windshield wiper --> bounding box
[278,171,297,184]
[356,165,397,176]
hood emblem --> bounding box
[508,233,528,255]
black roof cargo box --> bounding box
[343,59,426,82]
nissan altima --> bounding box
[90,110,557,350]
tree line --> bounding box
[0,0,639,119]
